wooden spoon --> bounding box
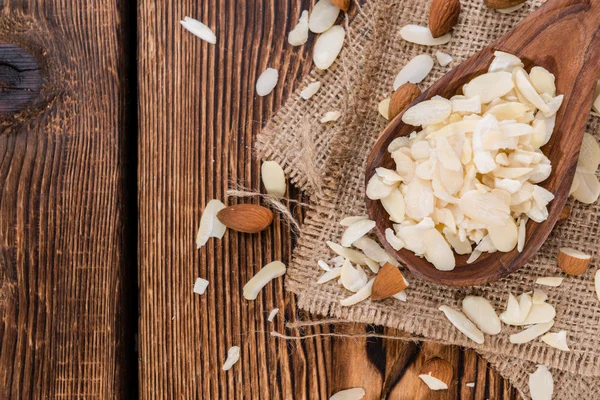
[366,0,600,286]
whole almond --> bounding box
[371,263,408,301]
[389,83,422,120]
[484,0,526,10]
[331,0,350,12]
[429,0,461,38]
[217,204,274,233]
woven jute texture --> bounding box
[257,0,600,397]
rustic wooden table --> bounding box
[0,0,523,398]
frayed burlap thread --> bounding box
[256,0,600,397]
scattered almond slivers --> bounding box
[370,52,561,271]
[462,296,501,335]
[196,199,227,249]
[393,54,434,90]
[261,161,287,196]
[509,320,554,344]
[267,308,279,322]
[180,17,216,44]
[400,24,451,46]
[320,111,342,123]
[313,25,345,70]
[571,132,600,204]
[242,261,286,300]
[222,346,240,371]
[439,305,485,344]
[193,277,209,295]
[529,365,554,400]
[329,388,366,400]
[256,68,279,96]
[288,10,309,46]
[535,277,564,287]
[301,81,321,100]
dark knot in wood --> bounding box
[0,43,41,113]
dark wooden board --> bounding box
[137,1,521,399]
[0,1,136,399]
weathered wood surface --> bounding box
[0,1,136,399]
[138,1,521,399]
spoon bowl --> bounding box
[366,0,600,286]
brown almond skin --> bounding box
[429,0,461,38]
[371,263,408,301]
[389,83,422,121]
[484,0,526,10]
[216,204,274,233]
[419,358,453,388]
[331,0,350,12]
[557,249,591,276]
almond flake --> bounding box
[577,133,600,173]
[288,10,309,46]
[466,382,475,387]
[497,3,526,13]
[301,81,321,99]
[317,267,342,284]
[313,25,345,70]
[535,277,564,287]
[400,25,451,46]
[256,68,279,96]
[541,331,570,351]
[193,277,209,295]
[393,54,434,90]
[529,66,556,96]
[261,161,287,196]
[180,17,217,44]
[393,291,407,302]
[385,228,405,250]
[222,346,241,371]
[327,241,367,264]
[502,302,556,326]
[451,96,481,114]
[340,216,368,226]
[366,174,395,200]
[439,305,485,344]
[318,259,331,271]
[529,365,553,400]
[340,278,374,306]
[509,321,554,344]
[329,388,366,400]
[418,373,449,390]
[489,51,523,72]
[267,308,280,322]
[364,258,380,273]
[464,71,514,103]
[378,98,391,119]
[513,68,550,113]
[340,219,376,247]
[423,229,455,270]
[340,259,368,292]
[353,237,392,264]
[462,296,501,335]
[532,288,547,304]
[309,0,341,33]
[435,51,453,67]
[517,217,527,252]
[571,171,600,203]
[196,199,227,248]
[320,111,341,123]
[243,261,286,300]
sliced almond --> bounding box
[571,171,600,203]
[464,71,514,103]
[393,55,434,90]
[222,346,240,371]
[329,388,366,400]
[321,111,342,123]
[462,296,501,335]
[313,25,345,70]
[488,217,518,252]
[529,365,553,400]
[353,237,391,264]
[288,10,310,46]
[340,259,368,292]
[193,277,209,295]
[378,98,391,120]
[317,267,342,284]
[418,358,453,391]
[576,133,600,173]
[557,247,591,275]
[300,81,321,99]
[196,199,227,248]
[327,241,367,265]
[381,189,406,223]
[340,215,368,226]
[400,24,451,46]
[541,331,570,351]
[256,68,279,96]
[243,261,286,300]
[261,161,287,196]
[317,259,331,271]
[267,308,279,322]
[391,150,416,182]
[489,51,523,73]
[532,288,547,304]
[340,278,374,306]
[340,219,376,247]
[435,51,453,67]
[180,17,217,44]
[308,0,341,33]
[513,68,550,113]
[529,66,556,96]
[371,263,408,301]
[510,320,554,344]
[497,3,526,13]
[364,258,380,274]
[385,228,405,250]
[402,100,452,127]
[366,174,395,200]
[502,302,556,326]
[459,190,510,226]
[405,177,435,220]
[451,96,481,114]
[535,277,564,287]
[517,217,527,252]
[423,229,455,271]
[439,305,485,344]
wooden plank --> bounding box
[0,1,135,399]
[137,0,519,398]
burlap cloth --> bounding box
[257,0,600,397]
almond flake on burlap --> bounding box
[256,1,600,398]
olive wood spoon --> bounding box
[366,0,600,286]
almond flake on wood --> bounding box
[196,199,227,248]
[193,278,209,295]
[222,346,240,371]
[329,388,366,400]
[180,17,216,44]
[256,68,279,96]
[288,10,309,46]
[243,261,286,300]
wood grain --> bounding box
[0,44,40,113]
[0,1,136,399]
[367,0,600,286]
[138,0,521,399]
